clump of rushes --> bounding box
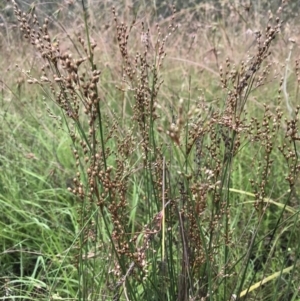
[11,1,300,301]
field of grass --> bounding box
[1,1,300,300]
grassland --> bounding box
[1,1,300,300]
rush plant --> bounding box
[1,0,300,300]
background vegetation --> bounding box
[1,0,300,300]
